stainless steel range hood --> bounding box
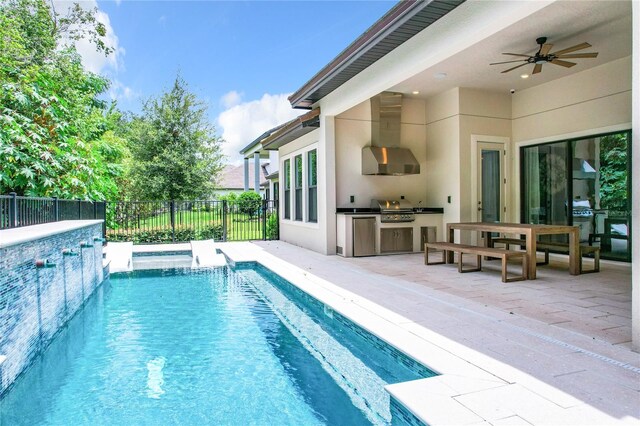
[362,92,420,176]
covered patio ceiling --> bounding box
[390,0,632,98]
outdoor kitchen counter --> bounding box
[336,207,444,214]
[336,209,444,257]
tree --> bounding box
[237,191,262,219]
[599,133,628,213]
[127,75,225,200]
[0,0,125,199]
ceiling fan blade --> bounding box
[539,43,553,56]
[502,53,533,58]
[551,42,591,56]
[501,63,529,73]
[556,52,598,59]
[532,63,543,74]
[490,59,528,65]
[550,59,577,68]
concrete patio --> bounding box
[251,240,638,421]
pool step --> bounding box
[132,255,193,270]
[105,242,133,273]
[191,239,226,268]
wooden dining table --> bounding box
[446,222,580,280]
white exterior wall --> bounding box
[278,129,327,253]
[511,56,633,221]
[335,98,428,208]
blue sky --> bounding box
[86,1,396,161]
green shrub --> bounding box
[107,224,224,244]
[266,213,278,240]
[237,191,262,218]
[198,224,224,241]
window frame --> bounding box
[307,149,317,223]
[283,159,291,220]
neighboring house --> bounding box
[253,1,638,344]
[239,123,288,201]
[214,164,268,198]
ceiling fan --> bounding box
[490,37,598,74]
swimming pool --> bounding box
[0,265,434,425]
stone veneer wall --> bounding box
[0,222,105,394]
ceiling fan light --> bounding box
[520,74,529,79]
[535,59,546,64]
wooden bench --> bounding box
[490,238,600,274]
[424,242,527,283]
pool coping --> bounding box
[0,220,103,249]
[218,242,629,425]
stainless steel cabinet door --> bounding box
[396,227,413,252]
[353,217,376,256]
[380,227,413,253]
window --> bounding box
[283,159,290,220]
[307,149,317,222]
[521,130,631,261]
[294,154,303,221]
[282,146,318,224]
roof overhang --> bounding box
[240,123,287,158]
[288,0,464,109]
[265,171,279,180]
[261,109,320,150]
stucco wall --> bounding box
[334,98,428,208]
[511,56,633,219]
[424,88,460,230]
[278,129,326,253]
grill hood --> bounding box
[362,92,420,176]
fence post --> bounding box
[262,200,267,240]
[77,199,81,219]
[9,192,17,228]
[222,200,227,242]
[53,197,59,221]
[170,200,176,243]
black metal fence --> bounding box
[0,193,106,235]
[106,199,279,243]
[1,194,279,244]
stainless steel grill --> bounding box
[370,199,415,223]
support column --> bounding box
[320,114,337,255]
[254,152,260,194]
[631,0,639,352]
[243,158,249,192]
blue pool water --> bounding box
[0,266,432,425]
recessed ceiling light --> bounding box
[434,72,447,80]
[520,74,529,79]
[412,91,420,95]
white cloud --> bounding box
[217,93,304,164]
[53,1,125,75]
[108,79,138,102]
[220,90,243,109]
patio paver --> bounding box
[251,241,639,421]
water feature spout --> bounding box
[93,237,106,243]
[35,259,56,268]
[79,241,94,248]
[62,248,79,256]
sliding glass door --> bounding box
[521,131,631,261]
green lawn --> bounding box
[107,209,274,243]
